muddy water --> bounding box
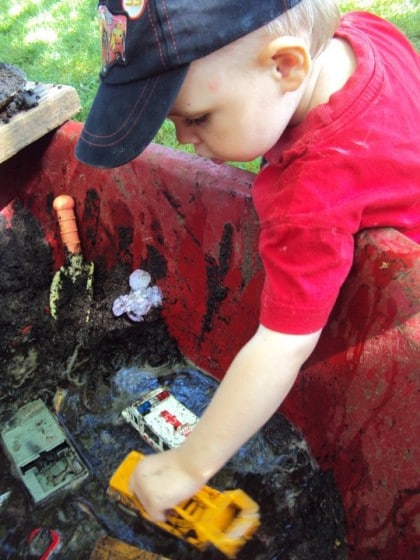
[0,203,347,559]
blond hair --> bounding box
[264,0,341,57]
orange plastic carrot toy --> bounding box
[49,195,94,319]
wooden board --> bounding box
[90,536,171,560]
[0,82,81,164]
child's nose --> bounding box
[175,123,199,146]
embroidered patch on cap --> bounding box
[123,0,147,19]
[99,5,127,74]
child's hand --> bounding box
[129,448,205,522]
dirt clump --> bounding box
[0,62,40,123]
[0,63,26,108]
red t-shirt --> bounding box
[252,12,419,334]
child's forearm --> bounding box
[176,325,321,482]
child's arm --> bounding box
[129,324,321,521]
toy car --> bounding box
[121,388,199,452]
[108,450,261,559]
[1,399,88,503]
[27,528,61,560]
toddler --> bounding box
[76,0,419,521]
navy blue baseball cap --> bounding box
[76,0,302,168]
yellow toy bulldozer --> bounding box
[108,451,260,559]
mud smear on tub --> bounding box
[0,203,348,559]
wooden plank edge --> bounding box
[0,83,81,165]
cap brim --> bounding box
[75,65,189,168]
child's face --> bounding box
[168,39,303,163]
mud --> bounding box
[0,63,39,123]
[0,203,348,559]
[0,63,26,106]
[0,199,181,405]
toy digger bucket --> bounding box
[49,195,94,319]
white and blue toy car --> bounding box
[121,388,199,452]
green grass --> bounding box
[0,1,99,117]
[1,1,418,172]
[340,0,419,45]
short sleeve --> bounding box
[258,222,355,334]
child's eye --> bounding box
[185,114,209,127]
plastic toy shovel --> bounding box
[49,195,94,320]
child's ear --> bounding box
[258,36,311,92]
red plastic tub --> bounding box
[1,121,419,558]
